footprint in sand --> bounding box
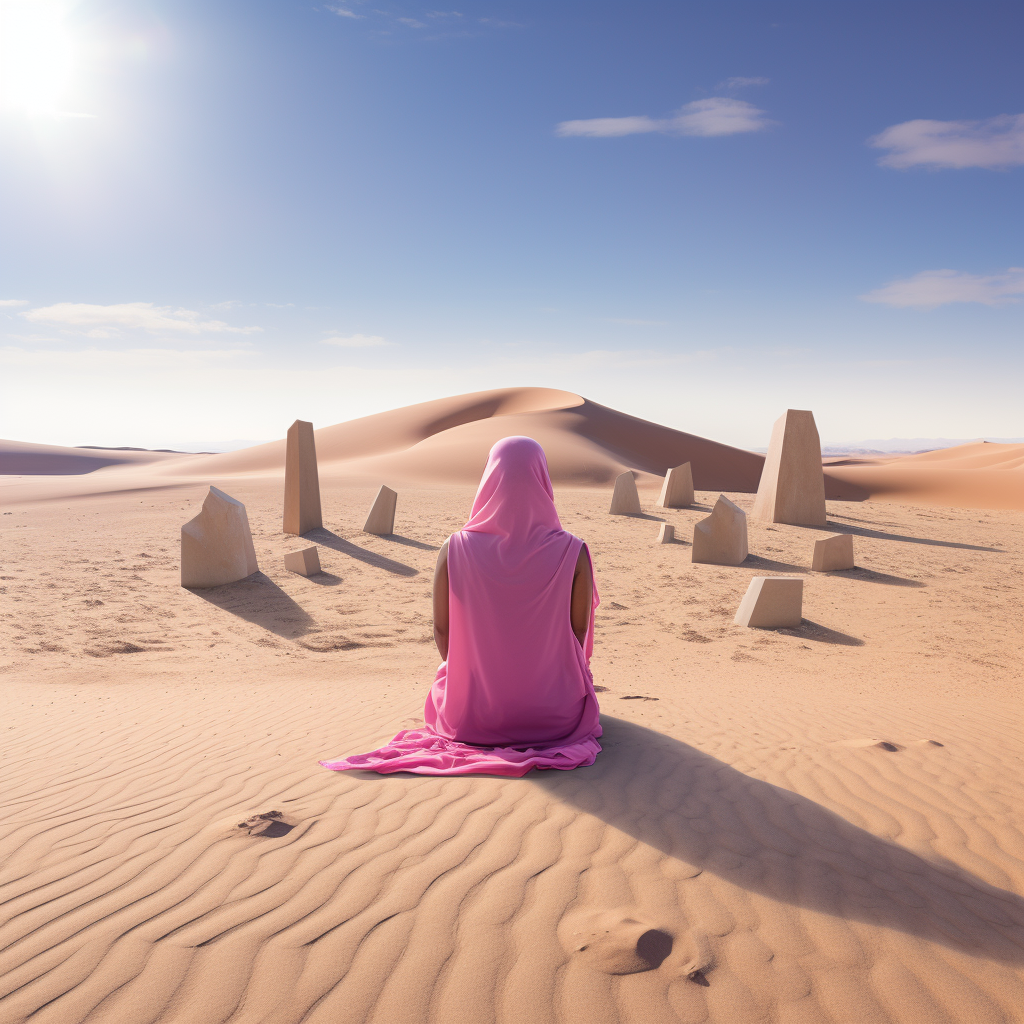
[558,909,675,975]
[235,810,295,838]
[840,738,905,752]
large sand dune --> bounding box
[3,387,1020,511]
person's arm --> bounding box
[432,538,450,660]
[570,543,593,647]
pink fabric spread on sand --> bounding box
[319,435,601,777]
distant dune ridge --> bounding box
[1,386,1021,509]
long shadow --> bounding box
[307,528,418,577]
[190,572,316,638]
[533,716,1024,965]
[381,534,438,552]
[781,619,864,646]
[307,572,344,587]
[744,554,806,573]
[830,567,926,588]
[815,520,998,553]
[620,512,666,522]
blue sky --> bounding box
[1,0,1021,448]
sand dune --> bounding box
[4,387,1020,511]
[1,483,1021,1023]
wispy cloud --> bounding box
[861,268,1024,308]
[326,5,363,18]
[0,299,28,307]
[0,346,252,368]
[556,98,774,138]
[397,17,426,27]
[716,76,770,90]
[426,10,463,17]
[321,333,392,347]
[869,114,1024,169]
[20,302,262,335]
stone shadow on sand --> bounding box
[782,619,864,646]
[307,528,418,577]
[744,554,806,573]
[534,716,1024,966]
[834,567,926,588]
[190,572,316,638]
[820,520,998,553]
[381,534,438,551]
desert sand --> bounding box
[1,388,1022,1024]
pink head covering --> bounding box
[320,435,602,776]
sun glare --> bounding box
[0,0,81,116]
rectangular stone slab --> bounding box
[812,533,855,571]
[657,463,694,508]
[284,546,322,576]
[691,494,748,565]
[734,576,803,628]
[609,472,642,515]
[181,486,259,589]
[364,485,397,535]
[283,419,323,536]
[656,523,675,544]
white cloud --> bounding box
[397,17,426,28]
[861,268,1024,309]
[0,299,28,307]
[717,76,770,90]
[326,5,362,18]
[321,333,392,348]
[20,302,262,334]
[869,114,1024,169]
[427,10,463,17]
[556,98,773,138]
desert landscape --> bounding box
[1,387,1022,1024]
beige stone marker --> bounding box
[284,546,322,576]
[812,533,855,571]
[691,495,748,565]
[363,485,397,535]
[658,462,694,508]
[283,419,323,536]
[751,409,827,526]
[609,472,642,515]
[656,523,675,544]
[181,486,259,588]
[734,576,803,628]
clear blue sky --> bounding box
[1,0,1021,448]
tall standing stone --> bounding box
[283,419,323,536]
[181,486,259,588]
[751,409,827,526]
[657,462,694,508]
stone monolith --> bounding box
[751,409,827,526]
[734,576,803,628]
[691,495,748,565]
[658,462,694,508]
[181,486,259,589]
[656,523,675,544]
[284,546,322,577]
[283,419,323,536]
[609,472,642,515]
[363,485,397,535]
[812,533,855,571]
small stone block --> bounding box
[364,485,397,535]
[658,463,694,508]
[284,546,321,576]
[656,523,675,544]
[692,494,748,565]
[734,577,803,628]
[609,472,642,515]
[812,533,854,571]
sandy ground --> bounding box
[1,479,1022,1024]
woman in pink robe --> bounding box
[319,435,602,777]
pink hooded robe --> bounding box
[319,436,602,777]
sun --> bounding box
[0,0,81,117]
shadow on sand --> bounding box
[190,572,316,638]
[820,519,998,553]
[532,716,1024,965]
[307,528,419,577]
